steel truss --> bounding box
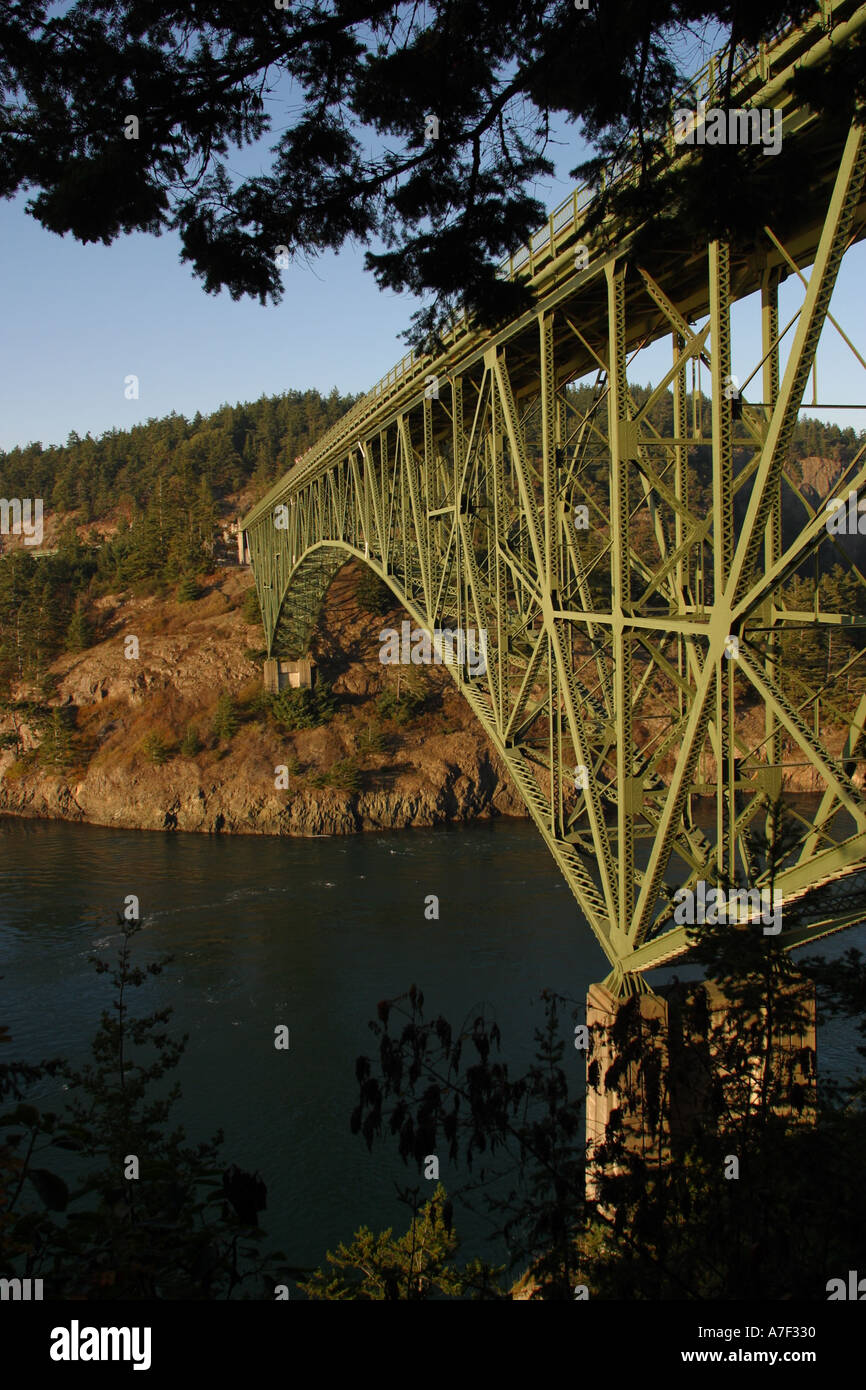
[244,19,866,992]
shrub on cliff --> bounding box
[266,682,340,733]
[140,730,171,766]
[64,603,92,652]
[323,756,361,793]
[212,692,239,742]
[357,722,389,756]
[356,569,394,618]
[241,586,263,626]
[376,687,428,726]
[176,575,203,603]
[376,665,439,727]
[179,725,202,757]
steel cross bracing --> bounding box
[244,3,866,992]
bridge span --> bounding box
[244,0,866,993]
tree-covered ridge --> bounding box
[788,413,865,468]
[0,388,356,693]
[1,385,860,530]
[0,387,359,522]
[0,386,862,699]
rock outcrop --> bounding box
[0,564,526,836]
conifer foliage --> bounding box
[1,2,846,344]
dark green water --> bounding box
[0,816,604,1278]
[1,814,863,1285]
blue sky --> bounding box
[0,39,589,454]
[0,187,426,451]
[1,25,864,453]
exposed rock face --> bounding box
[796,454,852,503]
[0,735,521,835]
[0,565,526,836]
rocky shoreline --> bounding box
[0,738,524,837]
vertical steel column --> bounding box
[398,417,409,593]
[556,392,566,593]
[379,430,390,572]
[489,377,506,730]
[762,269,783,797]
[352,448,370,558]
[710,240,735,882]
[673,329,688,729]
[289,495,297,572]
[452,378,464,642]
[422,396,434,612]
[540,312,557,597]
[541,311,561,829]
[362,442,383,561]
[606,260,632,945]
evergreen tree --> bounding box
[299,1184,503,1300]
[139,730,171,766]
[64,601,91,652]
[212,692,239,743]
[176,575,203,603]
[39,708,75,772]
[179,725,202,757]
[241,585,263,628]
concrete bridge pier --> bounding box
[585,973,817,1198]
[262,656,316,693]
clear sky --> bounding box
[0,187,426,452]
[1,36,864,453]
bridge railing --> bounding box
[277,0,853,486]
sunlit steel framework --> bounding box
[244,0,866,992]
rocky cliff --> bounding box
[0,563,526,836]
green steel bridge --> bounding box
[243,0,866,994]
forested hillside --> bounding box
[0,387,863,828]
[0,384,863,699]
[0,389,358,692]
[0,388,357,517]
